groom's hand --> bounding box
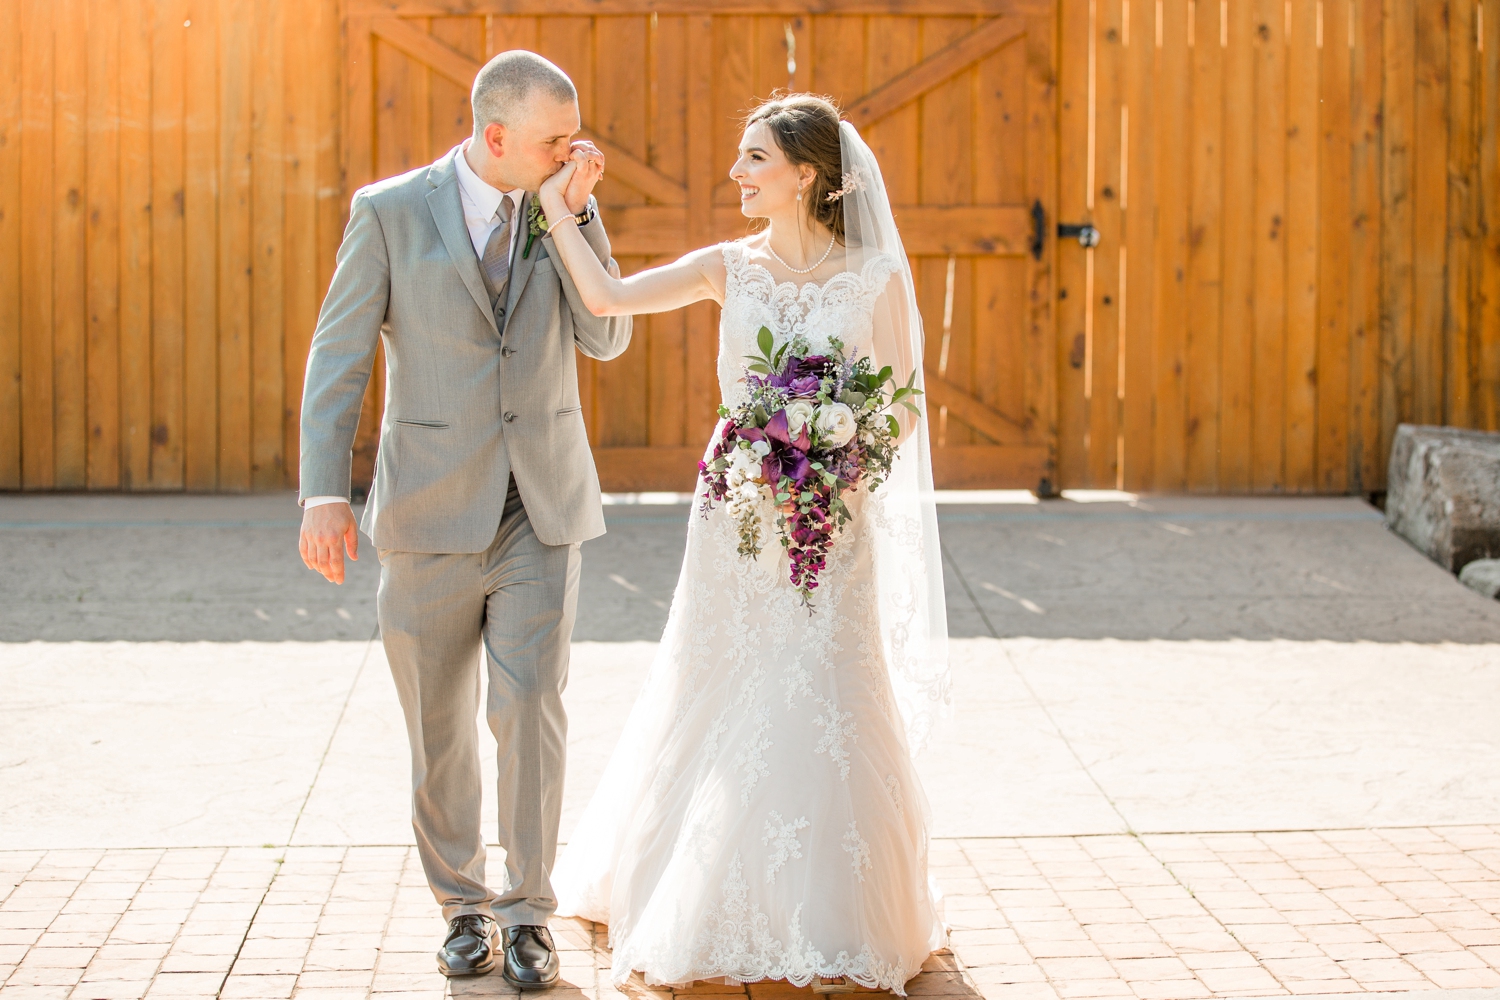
[300,502,359,585]
[562,140,604,215]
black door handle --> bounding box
[1058,222,1101,248]
[1030,200,1046,261]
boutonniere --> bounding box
[522,195,547,259]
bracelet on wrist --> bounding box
[547,214,580,234]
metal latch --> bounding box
[1057,222,1101,248]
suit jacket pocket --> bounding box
[556,405,582,416]
[394,418,449,428]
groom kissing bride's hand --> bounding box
[296,49,629,987]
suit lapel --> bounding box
[504,191,540,322]
[425,148,499,337]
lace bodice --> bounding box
[718,242,901,407]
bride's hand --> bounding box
[539,160,578,222]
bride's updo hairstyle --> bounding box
[743,93,847,244]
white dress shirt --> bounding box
[304,141,526,511]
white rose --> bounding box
[728,446,761,481]
[815,402,858,448]
[783,400,816,438]
[749,439,771,457]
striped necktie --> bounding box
[479,196,515,313]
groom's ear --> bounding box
[480,121,507,159]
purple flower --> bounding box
[788,375,821,396]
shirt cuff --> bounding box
[303,495,350,509]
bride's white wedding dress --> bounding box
[552,241,945,994]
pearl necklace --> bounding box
[765,232,837,275]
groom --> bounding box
[297,51,630,985]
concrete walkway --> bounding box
[2,492,1499,1000]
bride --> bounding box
[537,93,950,996]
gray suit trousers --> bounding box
[377,477,581,926]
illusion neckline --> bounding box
[725,243,894,302]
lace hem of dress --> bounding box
[615,951,923,997]
[605,852,932,996]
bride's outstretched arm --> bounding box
[539,160,723,317]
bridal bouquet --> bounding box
[699,326,922,605]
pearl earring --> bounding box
[796,188,803,202]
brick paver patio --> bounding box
[3,827,1498,1000]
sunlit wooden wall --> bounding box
[2,0,1497,495]
[0,0,342,492]
[1054,0,1500,494]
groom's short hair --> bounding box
[471,51,577,132]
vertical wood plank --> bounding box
[218,0,252,492]
[1381,0,1414,470]
[150,0,186,489]
[346,16,379,494]
[713,15,756,215]
[1481,0,1500,432]
[118,0,151,489]
[647,13,688,449]
[1026,9,1058,489]
[1411,0,1447,425]
[284,0,329,491]
[1185,0,1223,492]
[1090,0,1124,489]
[345,17,375,199]
[811,14,866,104]
[1250,0,1286,492]
[1057,0,1092,488]
[537,16,597,438]
[489,16,539,56]
[1121,0,1157,490]
[755,14,809,98]
[685,14,718,447]
[1219,0,1255,491]
[864,16,920,210]
[1348,0,1384,485]
[1152,0,1190,492]
[1446,0,1477,427]
[313,0,342,322]
[1317,0,1353,492]
[86,0,122,489]
[375,39,416,181]
[19,0,55,488]
[0,0,19,488]
[251,0,284,489]
[1284,0,1320,492]
[183,0,219,490]
[53,0,87,488]
[594,15,649,450]
[921,17,977,448]
[972,30,1032,452]
[430,17,481,154]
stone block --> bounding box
[1385,424,1500,572]
[1458,559,1500,600]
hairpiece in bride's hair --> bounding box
[825,164,869,203]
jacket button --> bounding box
[503,411,516,423]
[501,347,514,357]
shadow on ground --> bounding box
[2,492,1496,643]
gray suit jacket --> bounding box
[299,145,632,552]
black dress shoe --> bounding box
[501,924,559,988]
[437,914,499,977]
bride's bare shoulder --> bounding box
[672,241,738,302]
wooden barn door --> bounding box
[341,1,1058,492]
